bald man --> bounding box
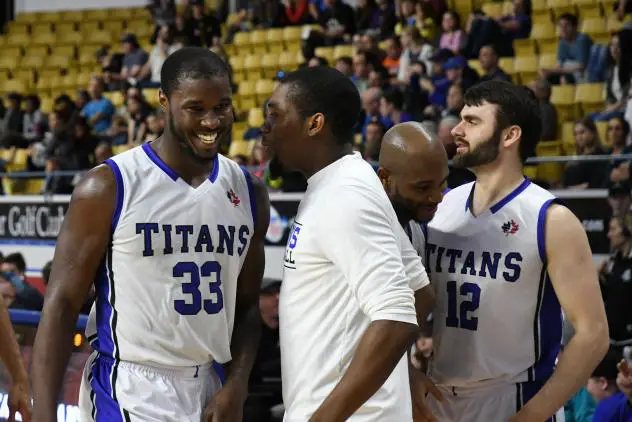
[378,122,450,421]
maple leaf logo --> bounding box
[227,189,240,206]
[502,219,519,236]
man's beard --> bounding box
[390,187,417,225]
[452,127,502,169]
[167,111,215,164]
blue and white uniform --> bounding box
[413,179,565,422]
[78,143,257,422]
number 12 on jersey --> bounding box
[446,280,481,331]
[173,261,224,316]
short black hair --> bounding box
[383,88,405,110]
[558,13,578,27]
[3,252,26,274]
[160,47,230,98]
[42,261,52,285]
[281,66,361,145]
[464,80,541,162]
[336,56,353,67]
[591,347,622,382]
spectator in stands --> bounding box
[607,180,632,217]
[529,78,558,141]
[363,117,386,162]
[335,56,354,77]
[358,33,386,63]
[413,2,438,41]
[562,117,609,188]
[442,82,464,118]
[381,36,402,77]
[30,111,60,170]
[395,0,416,36]
[184,0,222,47]
[138,25,181,88]
[97,47,124,91]
[541,14,593,85]
[94,143,113,165]
[0,252,43,311]
[608,117,632,183]
[438,10,464,54]
[478,44,512,82]
[53,94,77,125]
[22,95,46,145]
[593,32,631,121]
[352,51,372,93]
[599,216,632,351]
[0,93,24,148]
[380,88,412,126]
[308,56,329,67]
[375,0,398,39]
[495,0,532,41]
[144,111,165,142]
[368,65,390,89]
[396,27,435,87]
[588,347,632,421]
[252,0,285,28]
[126,96,150,145]
[355,0,381,33]
[81,76,115,135]
[249,140,270,179]
[305,0,356,56]
[360,86,384,136]
[107,116,129,146]
[118,33,151,85]
[278,0,313,27]
[148,0,177,29]
[309,0,325,21]
[75,90,90,112]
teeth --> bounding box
[198,133,218,144]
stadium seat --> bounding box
[531,23,557,47]
[333,45,355,60]
[112,144,134,155]
[513,56,538,85]
[581,18,609,43]
[45,55,73,70]
[20,56,45,70]
[80,21,102,34]
[40,96,54,114]
[576,0,602,18]
[51,45,76,58]
[248,107,265,128]
[283,27,302,52]
[523,165,538,180]
[596,121,610,146]
[0,79,27,94]
[482,2,504,18]
[535,141,565,183]
[24,178,46,195]
[15,12,38,23]
[250,29,268,54]
[233,32,252,56]
[561,122,576,154]
[550,85,577,121]
[110,91,125,108]
[468,59,484,76]
[8,22,30,35]
[575,82,605,114]
[244,55,262,81]
[314,47,335,64]
[0,57,21,73]
[85,9,110,21]
[229,56,245,83]
[32,22,53,36]
[26,46,49,59]
[229,140,255,158]
[110,8,134,20]
[278,51,299,71]
[531,0,552,21]
[513,39,537,56]
[85,31,113,45]
[606,15,625,31]
[57,31,83,45]
[255,79,276,106]
[539,54,558,70]
[498,57,515,75]
[6,33,30,46]
[103,20,125,35]
[61,10,84,21]
[143,89,160,107]
[38,11,62,22]
[548,0,577,19]
[261,54,280,79]
[232,121,249,141]
[237,80,257,111]
[266,29,284,54]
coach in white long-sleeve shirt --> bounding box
[261,67,433,421]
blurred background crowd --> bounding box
[0,0,632,420]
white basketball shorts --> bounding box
[79,351,222,422]
[426,379,565,422]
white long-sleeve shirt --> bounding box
[279,152,429,421]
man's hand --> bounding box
[617,360,632,400]
[8,379,31,422]
[202,383,246,422]
[410,369,443,422]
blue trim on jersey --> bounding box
[490,178,531,214]
[141,143,178,181]
[419,222,428,241]
[241,167,257,227]
[213,361,226,385]
[405,222,412,241]
[104,159,124,231]
[535,271,562,379]
[537,199,556,263]
[517,379,558,422]
[208,154,220,183]
[91,355,124,422]
[94,260,115,357]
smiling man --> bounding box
[31,47,270,422]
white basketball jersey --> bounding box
[85,143,256,367]
[423,179,562,386]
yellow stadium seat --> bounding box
[127,19,153,37]
[15,12,38,23]
[39,96,53,114]
[31,22,53,36]
[44,56,72,70]
[6,33,30,46]
[103,20,125,35]
[37,12,61,22]
[229,56,245,83]
[76,72,92,88]
[266,29,284,54]
[551,85,577,121]
[468,59,484,76]
[278,51,299,71]
[132,7,151,18]
[47,74,65,90]
[333,45,355,60]
[24,178,46,195]
[229,140,255,159]
[25,45,49,58]
[548,0,577,19]
[85,31,113,45]
[57,31,83,45]
[482,2,504,18]
[523,165,538,180]
[581,18,608,40]
[81,21,102,34]
[110,91,125,108]
[60,10,84,21]
[34,76,53,93]
[8,22,30,35]
[237,80,257,111]
[539,54,558,69]
[51,45,76,58]
[0,79,28,94]
[513,56,539,85]
[110,8,134,20]
[575,82,605,114]
[244,55,262,81]
[248,107,265,128]
[261,54,279,79]
[606,15,625,31]
[560,122,576,154]
[513,39,537,56]
[144,88,160,107]
[10,149,30,172]
[535,141,565,183]
[250,29,268,54]
[0,70,9,82]
[314,47,335,64]
[20,56,45,70]
[85,9,110,21]
[283,27,302,52]
[233,32,252,55]
[55,22,77,35]
[576,0,602,17]
[531,23,557,44]
[255,79,276,106]
[31,33,57,46]
[531,0,552,21]
[0,57,21,72]
[596,120,610,147]
[498,57,514,74]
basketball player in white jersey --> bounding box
[261,66,435,421]
[0,288,31,421]
[30,47,270,422]
[420,80,609,422]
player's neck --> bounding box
[301,142,354,179]
[154,136,215,184]
[470,162,525,215]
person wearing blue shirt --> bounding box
[588,348,632,421]
[80,76,115,135]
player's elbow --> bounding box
[575,316,610,360]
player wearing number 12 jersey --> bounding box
[31,48,270,422]
[419,81,609,422]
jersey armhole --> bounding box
[241,167,257,227]
[536,198,560,265]
[104,159,125,233]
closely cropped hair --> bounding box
[281,67,362,145]
[464,80,542,162]
[160,47,230,98]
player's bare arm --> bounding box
[31,165,116,422]
[512,204,609,421]
[203,176,270,422]
[0,288,31,422]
